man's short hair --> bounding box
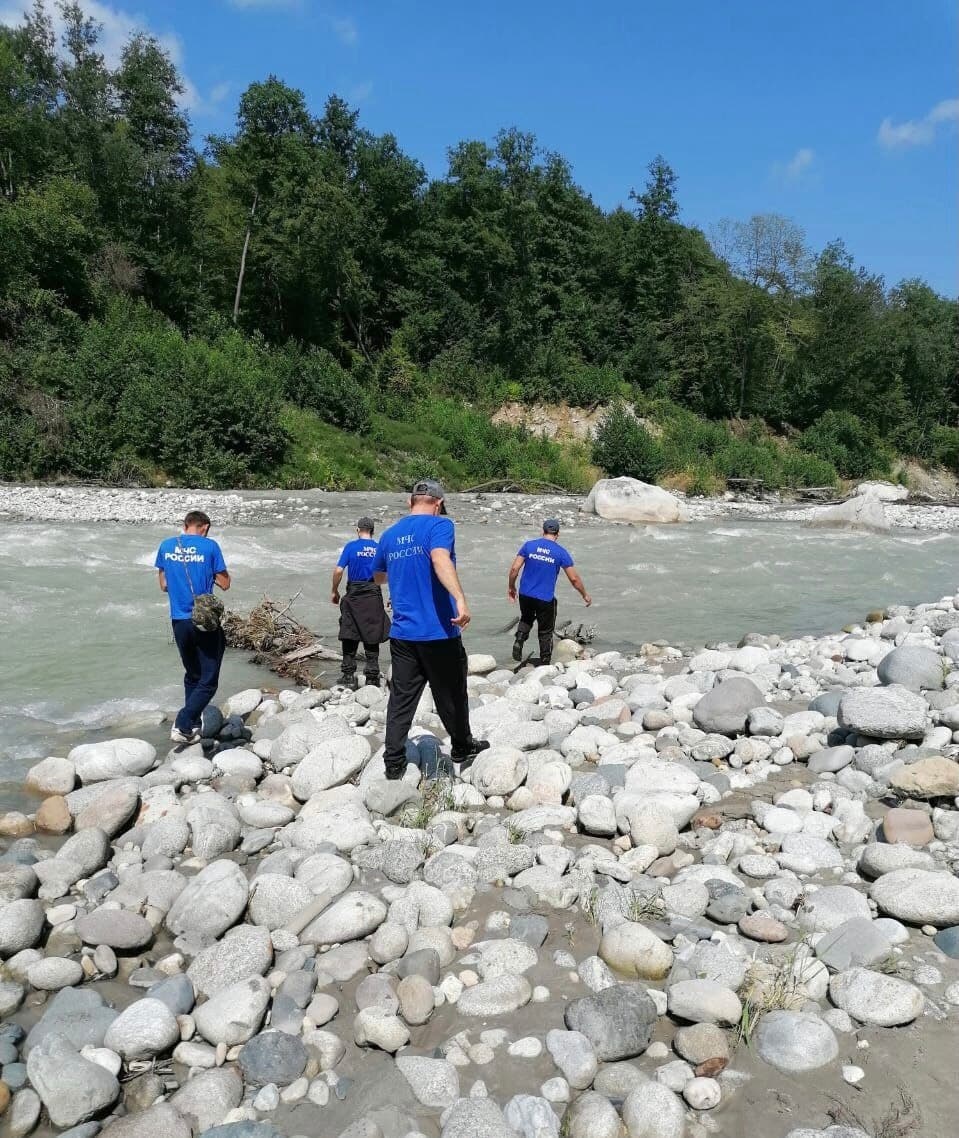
[357,516,375,534]
[184,510,212,529]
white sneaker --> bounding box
[170,726,200,745]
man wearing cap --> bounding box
[508,519,591,665]
[372,480,489,780]
[331,517,390,689]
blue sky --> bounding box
[4,0,958,295]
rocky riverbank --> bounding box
[3,596,959,1138]
[3,482,959,532]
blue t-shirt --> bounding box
[516,538,574,602]
[336,538,378,582]
[155,535,228,621]
[372,515,459,640]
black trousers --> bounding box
[516,594,557,661]
[383,638,471,775]
[172,620,225,732]
[340,639,381,678]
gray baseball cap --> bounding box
[543,518,560,534]
[412,479,447,514]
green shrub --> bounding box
[282,348,371,433]
[800,410,891,479]
[928,425,959,472]
[592,403,664,481]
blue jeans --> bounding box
[172,619,225,733]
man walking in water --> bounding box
[155,510,231,743]
[508,518,591,665]
[373,480,489,780]
[331,516,390,688]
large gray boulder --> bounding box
[585,477,686,524]
[0,898,44,957]
[26,1034,120,1127]
[193,977,270,1046]
[24,988,118,1053]
[291,736,372,801]
[187,925,273,997]
[67,738,157,783]
[99,1102,192,1138]
[166,859,249,943]
[870,869,959,927]
[169,1069,243,1132]
[877,646,945,691]
[838,686,927,740]
[692,677,765,736]
[754,1011,838,1072]
[564,983,658,1061]
[806,495,889,532]
[828,968,923,1026]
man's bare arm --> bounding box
[507,555,524,602]
[430,548,470,627]
[331,565,345,604]
[373,571,387,586]
[214,571,231,591]
[564,566,591,606]
[158,570,168,594]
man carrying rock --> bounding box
[373,480,489,780]
[155,510,231,744]
[331,516,390,689]
[507,518,591,665]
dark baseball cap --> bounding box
[543,518,560,534]
[412,479,447,514]
[357,516,375,533]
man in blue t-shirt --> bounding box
[507,518,591,665]
[331,516,390,689]
[155,510,231,744]
[372,479,489,780]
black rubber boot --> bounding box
[337,672,358,690]
[512,634,527,662]
[451,737,491,763]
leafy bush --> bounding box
[282,348,371,432]
[928,425,959,471]
[800,410,891,479]
[592,403,664,481]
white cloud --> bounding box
[0,0,210,113]
[772,146,815,184]
[878,97,959,149]
[347,80,372,104]
[332,16,357,44]
[209,81,232,106]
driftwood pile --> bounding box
[223,596,341,686]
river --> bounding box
[2,489,958,782]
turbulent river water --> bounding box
[3,490,958,783]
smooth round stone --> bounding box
[673,1023,729,1065]
[754,1011,838,1073]
[684,1076,721,1110]
[871,870,959,927]
[76,910,153,950]
[26,957,84,991]
[828,968,924,1027]
[238,1031,308,1087]
[738,912,788,943]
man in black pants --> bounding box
[507,518,591,664]
[331,516,390,688]
[155,510,231,744]
[372,480,489,780]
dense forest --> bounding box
[1,2,957,491]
